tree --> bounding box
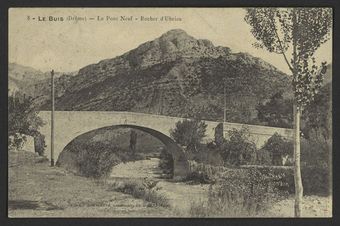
[129,130,137,156]
[170,119,207,153]
[8,92,44,136]
[8,92,45,153]
[302,83,331,140]
[256,92,293,128]
[245,8,332,217]
[261,133,293,165]
[219,127,257,166]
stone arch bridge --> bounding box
[38,111,293,179]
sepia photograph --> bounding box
[8,7,332,218]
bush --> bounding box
[158,148,174,178]
[34,133,46,156]
[170,119,207,153]
[189,168,289,217]
[76,142,126,178]
[255,148,272,165]
[256,92,293,128]
[300,131,331,196]
[219,127,257,166]
[8,93,44,137]
[192,142,224,166]
[8,133,27,151]
[259,133,293,166]
[186,161,219,184]
[111,178,170,207]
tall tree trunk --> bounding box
[293,104,303,217]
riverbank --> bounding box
[8,151,332,217]
[8,151,173,217]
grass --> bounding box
[8,150,173,217]
[188,187,272,217]
[109,178,170,208]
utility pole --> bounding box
[51,69,55,166]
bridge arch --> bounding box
[37,110,293,179]
[56,124,189,179]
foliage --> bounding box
[186,161,222,184]
[301,166,330,196]
[34,133,46,156]
[255,148,272,165]
[111,178,170,207]
[8,133,27,151]
[170,119,207,153]
[300,131,331,195]
[245,8,332,216]
[260,133,293,166]
[219,127,257,166]
[245,8,331,107]
[158,148,174,178]
[302,83,331,140]
[301,131,331,169]
[214,123,224,145]
[8,92,46,154]
[191,142,224,166]
[257,92,293,128]
[189,168,289,217]
[76,142,128,178]
[8,92,44,137]
[129,130,137,156]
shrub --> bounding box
[260,133,293,166]
[8,133,27,151]
[300,131,331,196]
[187,162,214,184]
[170,119,207,153]
[256,92,293,128]
[193,142,224,166]
[186,161,226,184]
[189,168,289,217]
[8,93,44,137]
[158,148,174,178]
[255,148,272,165]
[76,142,126,178]
[214,123,224,145]
[111,178,170,207]
[34,133,46,156]
[219,127,257,166]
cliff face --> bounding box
[12,29,292,123]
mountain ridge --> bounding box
[10,29,302,123]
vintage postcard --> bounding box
[8,7,332,218]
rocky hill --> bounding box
[11,29,294,123]
[9,62,76,106]
[9,63,46,95]
[48,29,292,123]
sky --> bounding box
[9,8,332,74]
